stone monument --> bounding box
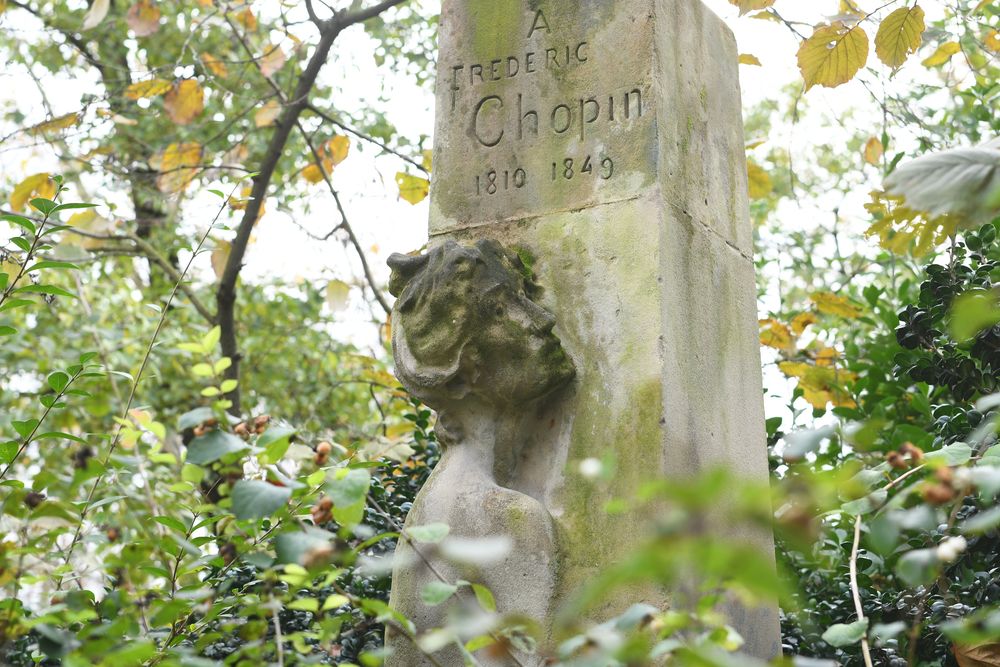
[387,0,781,662]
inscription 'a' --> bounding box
[528,10,550,38]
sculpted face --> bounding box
[388,239,574,409]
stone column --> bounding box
[425,0,780,658]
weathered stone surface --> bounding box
[390,0,781,662]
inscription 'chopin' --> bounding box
[472,89,643,147]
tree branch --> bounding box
[336,0,410,29]
[215,18,343,414]
[306,104,429,175]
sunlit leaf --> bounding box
[396,172,430,205]
[922,41,961,67]
[325,279,350,312]
[759,318,794,351]
[327,135,350,166]
[738,53,762,66]
[864,137,884,165]
[874,5,924,69]
[747,160,772,198]
[797,22,869,90]
[152,142,202,193]
[164,80,204,125]
[82,0,110,30]
[727,0,775,16]
[27,113,80,136]
[791,312,818,334]
[212,241,231,280]
[125,79,172,100]
[10,173,56,213]
[986,30,1000,53]
[812,292,862,318]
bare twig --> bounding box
[850,515,875,667]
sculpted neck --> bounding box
[438,400,518,481]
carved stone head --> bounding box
[387,239,575,411]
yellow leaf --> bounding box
[921,41,961,67]
[421,149,433,172]
[863,137,884,165]
[0,0,7,15]
[791,312,818,334]
[864,190,958,257]
[779,361,857,409]
[749,10,780,21]
[986,30,1000,53]
[325,280,351,312]
[65,209,114,249]
[739,53,762,66]
[235,7,256,30]
[973,0,991,13]
[395,172,430,205]
[126,0,160,37]
[201,53,229,78]
[211,241,231,280]
[153,142,202,193]
[259,44,286,77]
[727,0,775,16]
[9,173,56,213]
[82,0,110,30]
[797,22,869,90]
[27,112,80,135]
[759,318,794,351]
[747,160,773,199]
[327,135,350,166]
[815,347,839,367]
[124,78,172,100]
[302,161,331,184]
[811,292,862,319]
[164,80,204,125]
[874,5,925,68]
[254,99,281,127]
[228,185,252,210]
[839,0,865,18]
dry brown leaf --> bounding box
[126,0,161,37]
[259,44,286,77]
[201,53,229,78]
[254,99,281,127]
[954,643,1000,667]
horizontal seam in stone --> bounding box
[429,194,646,235]
[666,201,754,263]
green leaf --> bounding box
[50,203,98,213]
[231,479,292,520]
[25,261,80,273]
[257,424,296,464]
[0,441,18,464]
[472,583,496,612]
[960,506,1000,534]
[29,197,57,214]
[202,326,221,350]
[14,284,76,299]
[274,527,335,565]
[11,419,39,439]
[326,468,371,508]
[322,594,349,611]
[822,619,869,647]
[0,299,34,313]
[185,430,249,465]
[407,523,450,543]
[1,214,36,234]
[178,407,215,431]
[420,581,458,606]
[950,290,1000,342]
[0,326,16,337]
[925,442,973,466]
[47,371,70,393]
[154,516,188,534]
[896,548,940,587]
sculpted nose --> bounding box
[525,298,556,333]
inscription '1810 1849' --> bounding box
[431,3,656,229]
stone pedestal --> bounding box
[416,0,780,659]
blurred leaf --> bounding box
[126,0,161,36]
[922,41,961,67]
[82,0,110,30]
[822,619,868,647]
[231,480,291,520]
[125,79,172,100]
[186,430,249,465]
[164,80,205,125]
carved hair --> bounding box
[387,239,535,407]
